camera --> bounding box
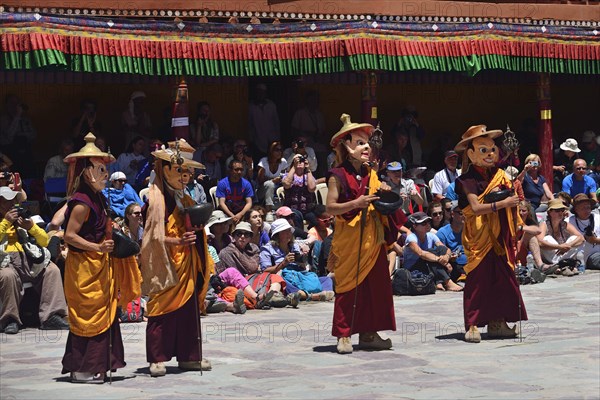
[15,206,31,219]
[294,140,305,149]
[293,251,303,263]
[297,155,307,163]
[584,226,594,237]
[531,161,539,167]
[242,147,252,157]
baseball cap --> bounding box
[581,130,596,143]
[409,212,432,225]
[275,206,294,218]
[387,161,402,171]
[445,150,459,158]
[0,186,19,200]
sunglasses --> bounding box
[232,168,244,172]
[235,231,253,238]
[130,211,142,216]
[431,212,443,217]
[318,217,334,223]
[115,179,127,183]
[576,167,587,170]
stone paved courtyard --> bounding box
[1,271,599,399]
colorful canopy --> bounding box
[1,12,599,76]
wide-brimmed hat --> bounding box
[152,139,205,170]
[330,113,374,147]
[205,210,232,229]
[270,218,294,238]
[233,221,253,235]
[560,138,581,153]
[547,198,568,211]
[0,186,19,200]
[454,125,503,152]
[63,133,115,164]
[572,193,596,207]
[409,212,432,225]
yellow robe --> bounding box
[146,196,213,317]
[65,252,141,338]
[329,170,388,294]
[462,169,523,274]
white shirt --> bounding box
[569,213,600,262]
[432,168,461,196]
[258,157,288,179]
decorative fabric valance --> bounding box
[1,13,598,76]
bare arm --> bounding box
[542,182,554,201]
[64,203,113,253]
[465,192,520,216]
[565,222,585,247]
[325,175,378,216]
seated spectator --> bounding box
[275,206,311,242]
[307,205,333,275]
[257,141,288,212]
[218,222,290,308]
[0,94,36,177]
[440,198,453,226]
[190,101,220,150]
[556,191,572,214]
[516,200,556,274]
[102,172,143,218]
[134,139,163,190]
[184,171,207,205]
[206,210,233,253]
[244,207,270,248]
[217,160,254,224]
[282,154,317,227]
[431,150,461,201]
[435,204,467,282]
[121,91,152,145]
[283,135,318,174]
[121,203,144,247]
[553,138,580,191]
[72,99,101,148]
[382,161,423,215]
[517,154,553,210]
[0,169,27,203]
[113,136,147,184]
[259,219,333,302]
[427,202,446,233]
[402,212,463,292]
[0,186,69,334]
[568,194,600,270]
[537,199,584,274]
[562,159,597,201]
[579,130,600,170]
[44,139,74,181]
[194,143,224,192]
[224,139,254,181]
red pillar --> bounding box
[361,71,378,125]
[537,73,553,191]
[171,78,190,141]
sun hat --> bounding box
[270,218,294,238]
[572,193,596,207]
[110,171,127,181]
[455,125,503,152]
[547,198,568,211]
[233,221,253,235]
[275,206,294,218]
[386,161,402,171]
[330,113,374,147]
[559,138,581,153]
[205,210,232,229]
[409,211,432,225]
[0,186,19,200]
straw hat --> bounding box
[330,113,374,147]
[572,193,596,207]
[454,125,503,152]
[63,133,114,163]
[152,138,205,169]
[547,198,567,211]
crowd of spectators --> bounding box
[0,87,598,334]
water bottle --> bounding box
[526,252,535,272]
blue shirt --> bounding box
[403,232,440,270]
[102,184,143,218]
[435,224,467,265]
[562,173,597,197]
[259,241,300,271]
[216,177,254,214]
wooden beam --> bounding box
[2,0,599,22]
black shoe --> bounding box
[3,321,19,335]
[40,314,69,330]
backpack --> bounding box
[392,268,436,296]
[119,297,144,322]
